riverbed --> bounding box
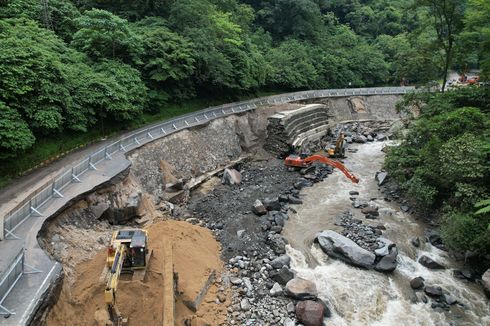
[283,141,490,325]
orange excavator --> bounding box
[284,154,359,183]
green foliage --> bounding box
[266,40,318,89]
[93,60,147,120]
[441,210,490,255]
[1,0,489,187]
[475,199,490,215]
[71,9,141,64]
[386,88,490,255]
[461,0,490,79]
[0,101,35,158]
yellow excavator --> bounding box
[327,132,346,158]
[105,229,150,325]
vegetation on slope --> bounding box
[0,0,488,182]
[385,87,490,256]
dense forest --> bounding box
[0,0,488,163]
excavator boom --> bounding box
[285,154,359,183]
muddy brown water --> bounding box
[282,141,490,325]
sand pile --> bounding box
[47,220,228,326]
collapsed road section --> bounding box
[0,88,410,325]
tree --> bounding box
[461,0,490,79]
[71,9,141,64]
[266,39,318,89]
[134,17,196,105]
[416,0,466,92]
[0,101,35,158]
[256,0,323,41]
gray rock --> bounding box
[242,277,253,292]
[285,278,318,300]
[288,195,303,205]
[237,229,246,238]
[352,198,368,208]
[270,266,294,285]
[263,197,282,211]
[284,318,295,326]
[400,205,410,212]
[376,172,388,186]
[268,233,287,255]
[286,302,296,314]
[443,293,457,305]
[252,199,267,216]
[361,206,379,216]
[270,255,291,269]
[424,286,443,297]
[317,230,376,268]
[230,277,242,285]
[374,247,398,273]
[374,238,395,257]
[240,298,251,311]
[482,269,490,298]
[222,168,242,185]
[410,277,425,290]
[270,282,283,296]
[410,237,420,248]
[354,135,367,143]
[418,255,445,269]
[376,133,387,141]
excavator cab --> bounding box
[107,229,149,271]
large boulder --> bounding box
[295,300,324,326]
[482,269,490,299]
[222,168,242,185]
[285,278,318,300]
[424,285,443,297]
[410,277,425,290]
[317,230,376,268]
[418,255,445,269]
[267,233,287,255]
[374,247,398,273]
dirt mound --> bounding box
[47,220,227,326]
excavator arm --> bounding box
[105,244,127,325]
[303,155,359,184]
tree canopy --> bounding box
[0,0,488,160]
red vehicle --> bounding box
[284,154,359,183]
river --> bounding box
[282,141,490,326]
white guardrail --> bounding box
[1,87,413,241]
